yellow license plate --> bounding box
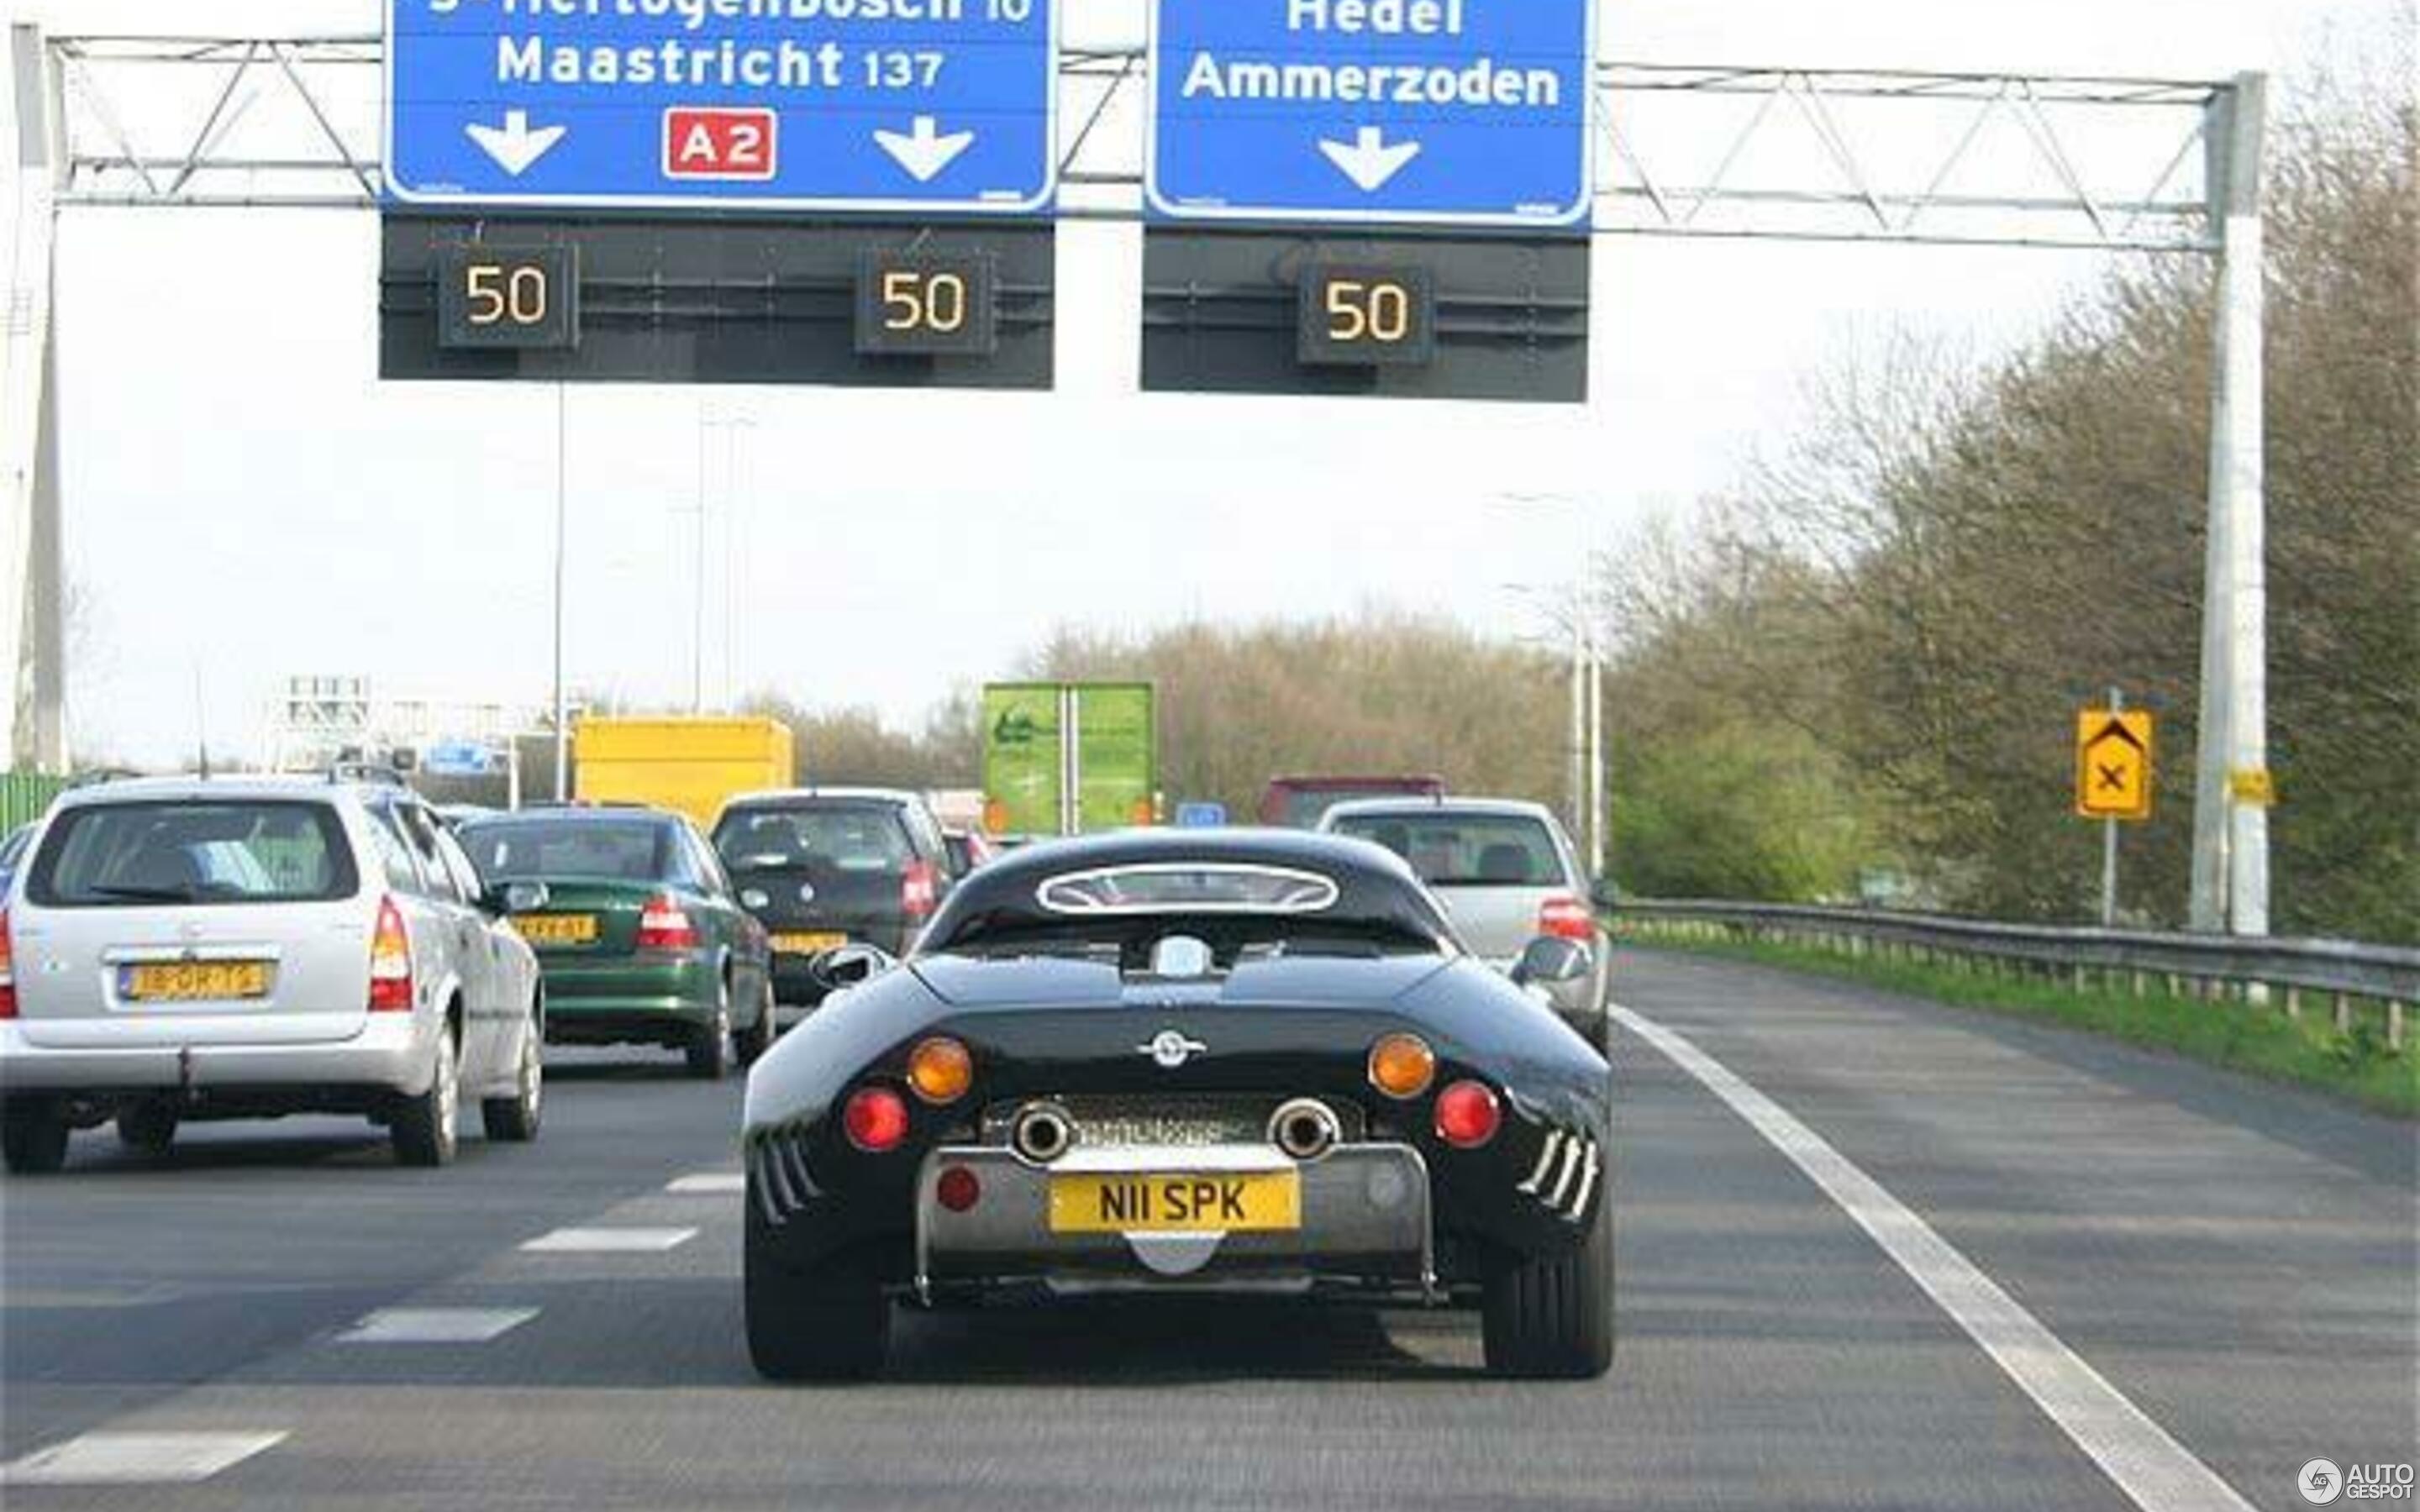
[1048,1171,1302,1235]
[123,961,271,1003]
[771,931,846,956]
[513,914,599,946]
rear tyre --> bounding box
[1481,1170,1614,1379]
[745,1200,889,1381]
[481,1023,543,1143]
[2,1099,71,1175]
[736,980,778,1067]
[686,990,734,1081]
[115,1102,179,1155]
[392,1023,460,1168]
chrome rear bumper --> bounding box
[913,1141,1436,1303]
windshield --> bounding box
[456,818,672,883]
[713,806,910,874]
[1331,812,1566,888]
[27,800,355,906]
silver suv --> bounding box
[0,775,544,1172]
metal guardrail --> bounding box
[1613,899,2414,1047]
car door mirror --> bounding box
[492,880,550,916]
[810,942,895,992]
[1511,935,1592,987]
[1589,876,1621,911]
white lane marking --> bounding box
[666,1172,744,1194]
[518,1226,696,1253]
[335,1307,539,1344]
[1612,1003,2257,1512]
[2,1431,287,1485]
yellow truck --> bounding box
[573,717,797,829]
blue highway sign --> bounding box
[385,0,1057,214]
[1148,0,1594,228]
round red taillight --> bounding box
[1434,1080,1501,1148]
[842,1087,910,1152]
[935,1164,981,1213]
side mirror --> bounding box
[1511,934,1592,988]
[810,942,895,992]
[492,879,550,915]
[1589,876,1620,911]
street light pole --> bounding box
[550,381,569,803]
[691,411,708,715]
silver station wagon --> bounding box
[0,775,544,1173]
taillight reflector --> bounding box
[902,861,938,921]
[636,895,701,951]
[1434,1080,1502,1148]
[1539,895,1596,942]
[843,1086,910,1152]
[0,907,17,1020]
[369,895,413,1012]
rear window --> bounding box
[1278,785,1438,827]
[28,800,357,906]
[1038,863,1340,916]
[1329,812,1566,888]
[714,806,911,874]
[456,819,672,884]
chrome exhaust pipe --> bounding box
[1011,1101,1076,1163]
[1269,1098,1342,1161]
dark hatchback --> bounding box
[710,789,954,1015]
[457,806,776,1077]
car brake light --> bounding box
[843,1086,910,1152]
[0,907,16,1020]
[636,894,700,951]
[1434,1080,1502,1148]
[901,860,938,921]
[1539,895,1596,942]
[369,895,413,1012]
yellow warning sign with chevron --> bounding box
[2075,709,2155,822]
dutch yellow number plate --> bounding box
[513,914,599,946]
[1048,1171,1302,1234]
[771,931,847,956]
[123,961,271,1003]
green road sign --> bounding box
[1074,683,1156,833]
[982,684,1065,837]
[982,682,1157,837]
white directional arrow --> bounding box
[464,110,567,176]
[1318,126,1422,193]
[872,116,976,182]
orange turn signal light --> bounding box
[906,1036,974,1105]
[1367,1032,1437,1100]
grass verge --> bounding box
[1613,922,2417,1120]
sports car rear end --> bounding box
[739,832,1614,1382]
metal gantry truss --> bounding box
[7,25,2273,937]
[45,33,2233,251]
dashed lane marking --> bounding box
[518,1226,697,1253]
[665,1173,745,1194]
[335,1307,539,1343]
[1612,1002,2258,1512]
[2,1432,287,1485]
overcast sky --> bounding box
[3,0,2399,768]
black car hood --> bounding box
[908,953,1454,1011]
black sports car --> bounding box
[739,828,1614,1380]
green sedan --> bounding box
[456,806,776,1079]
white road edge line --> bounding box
[1611,1003,2257,1512]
